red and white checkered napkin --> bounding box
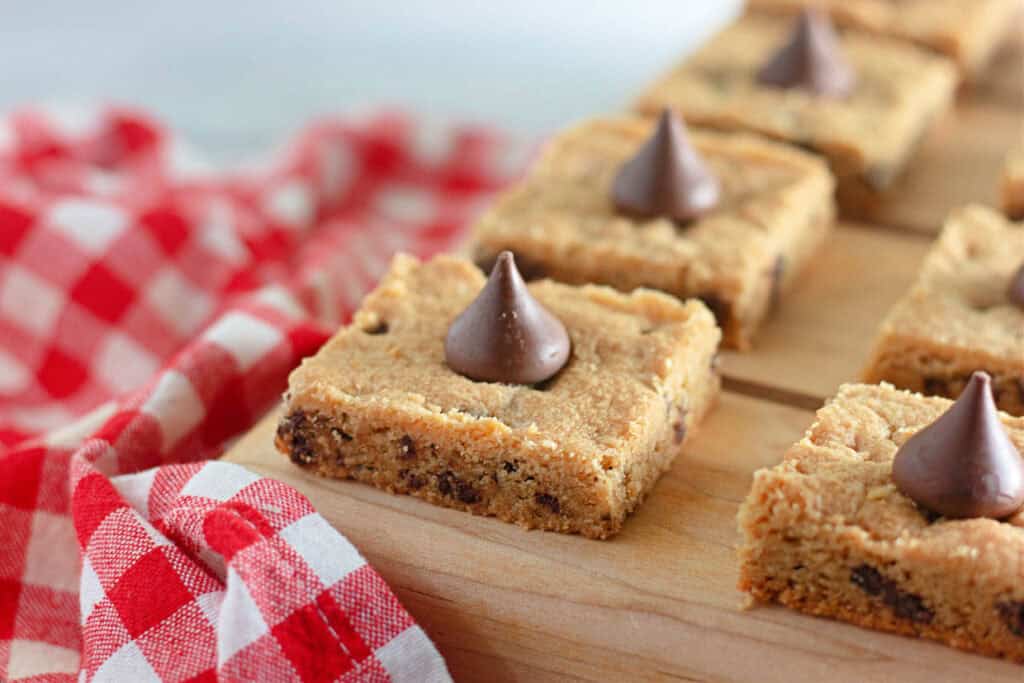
[0,105,526,682]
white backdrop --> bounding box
[0,1,741,157]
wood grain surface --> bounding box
[224,27,1024,683]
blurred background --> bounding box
[0,1,742,160]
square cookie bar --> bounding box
[275,254,721,539]
[634,14,957,217]
[470,115,835,350]
[1004,135,1024,220]
[746,0,1019,76]
[739,382,1024,662]
[863,205,1024,416]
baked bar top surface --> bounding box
[754,382,1024,560]
[473,115,833,284]
[747,0,1018,66]
[635,14,957,172]
[876,205,1024,361]
[286,253,719,463]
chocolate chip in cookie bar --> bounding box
[738,382,1024,661]
[863,205,1024,417]
[470,113,835,350]
[276,253,721,539]
[634,12,957,218]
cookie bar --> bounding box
[275,254,721,539]
[862,205,1024,416]
[634,14,957,217]
[738,382,1024,662]
[470,115,835,350]
[1004,135,1024,220]
[747,0,1019,76]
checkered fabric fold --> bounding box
[0,105,524,682]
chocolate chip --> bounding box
[437,471,454,497]
[612,109,721,224]
[998,601,1024,637]
[697,294,731,329]
[436,471,480,504]
[850,564,885,596]
[288,440,316,466]
[399,469,425,490]
[275,422,290,443]
[889,591,933,624]
[757,9,856,98]
[535,493,560,514]
[278,412,317,466]
[364,321,389,335]
[280,410,308,433]
[330,427,352,442]
[850,565,934,625]
[445,251,571,385]
[892,372,1024,519]
[502,461,518,473]
[456,481,480,504]
[398,436,416,460]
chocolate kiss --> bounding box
[445,252,571,385]
[892,372,1024,519]
[757,9,856,98]
[612,109,721,223]
[1008,262,1024,310]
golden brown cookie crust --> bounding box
[276,254,722,539]
[470,115,835,350]
[863,205,1024,416]
[634,14,957,217]
[738,382,1024,662]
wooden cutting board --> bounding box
[225,33,1024,682]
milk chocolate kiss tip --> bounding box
[445,252,571,385]
[757,8,857,98]
[612,108,721,224]
[1008,262,1024,310]
[892,372,1024,520]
